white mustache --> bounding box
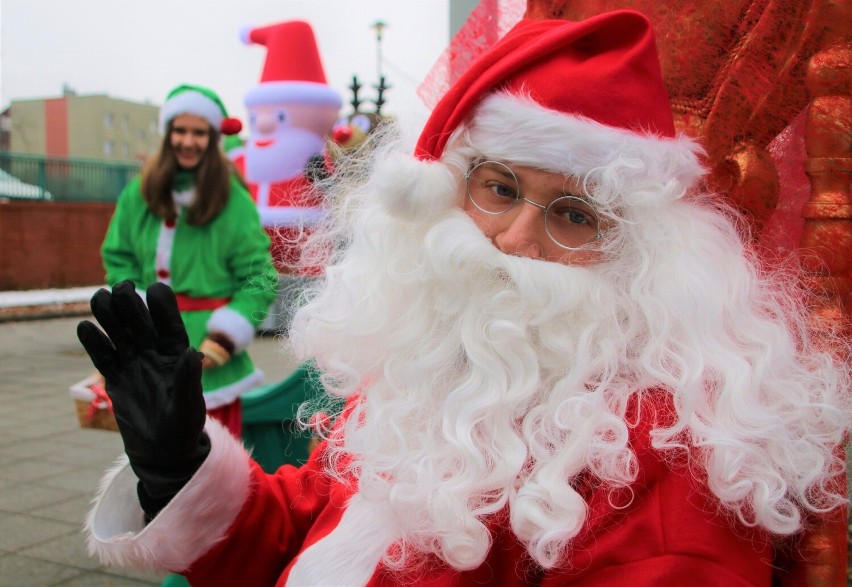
[425,213,602,319]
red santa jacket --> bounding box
[86,391,829,586]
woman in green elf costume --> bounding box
[100,83,278,438]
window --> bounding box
[122,143,130,156]
[104,113,114,129]
[104,140,114,155]
[121,115,129,129]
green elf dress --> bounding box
[101,170,278,414]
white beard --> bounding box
[285,119,851,585]
[288,205,637,582]
[244,129,325,183]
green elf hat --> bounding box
[159,84,242,136]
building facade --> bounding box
[8,90,160,162]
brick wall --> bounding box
[0,200,114,290]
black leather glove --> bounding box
[77,280,210,522]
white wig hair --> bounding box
[287,91,852,577]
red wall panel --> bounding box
[44,98,69,157]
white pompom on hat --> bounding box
[372,152,458,221]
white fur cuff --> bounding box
[85,418,252,573]
[207,306,256,352]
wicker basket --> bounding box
[69,374,119,432]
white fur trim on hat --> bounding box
[85,418,251,572]
[160,90,225,133]
[462,93,706,206]
[371,152,459,222]
[244,81,342,107]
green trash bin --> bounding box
[241,361,328,473]
[160,574,190,587]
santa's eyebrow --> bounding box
[507,164,588,201]
[490,166,517,182]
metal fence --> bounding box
[0,152,141,203]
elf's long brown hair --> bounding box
[140,119,246,226]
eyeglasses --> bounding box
[464,160,604,250]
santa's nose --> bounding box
[254,112,279,134]
[493,204,546,260]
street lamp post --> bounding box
[371,20,387,84]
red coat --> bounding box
[88,393,828,586]
[183,394,779,586]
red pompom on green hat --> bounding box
[160,84,243,136]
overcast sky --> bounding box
[0,0,453,126]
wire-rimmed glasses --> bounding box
[464,160,603,250]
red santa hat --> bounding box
[378,10,703,221]
[241,20,342,108]
[416,10,676,159]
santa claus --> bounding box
[78,10,850,586]
[232,20,341,274]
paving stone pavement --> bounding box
[0,314,298,587]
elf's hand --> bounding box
[199,332,234,370]
[77,280,210,522]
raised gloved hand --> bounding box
[77,280,210,522]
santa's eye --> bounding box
[277,111,286,123]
